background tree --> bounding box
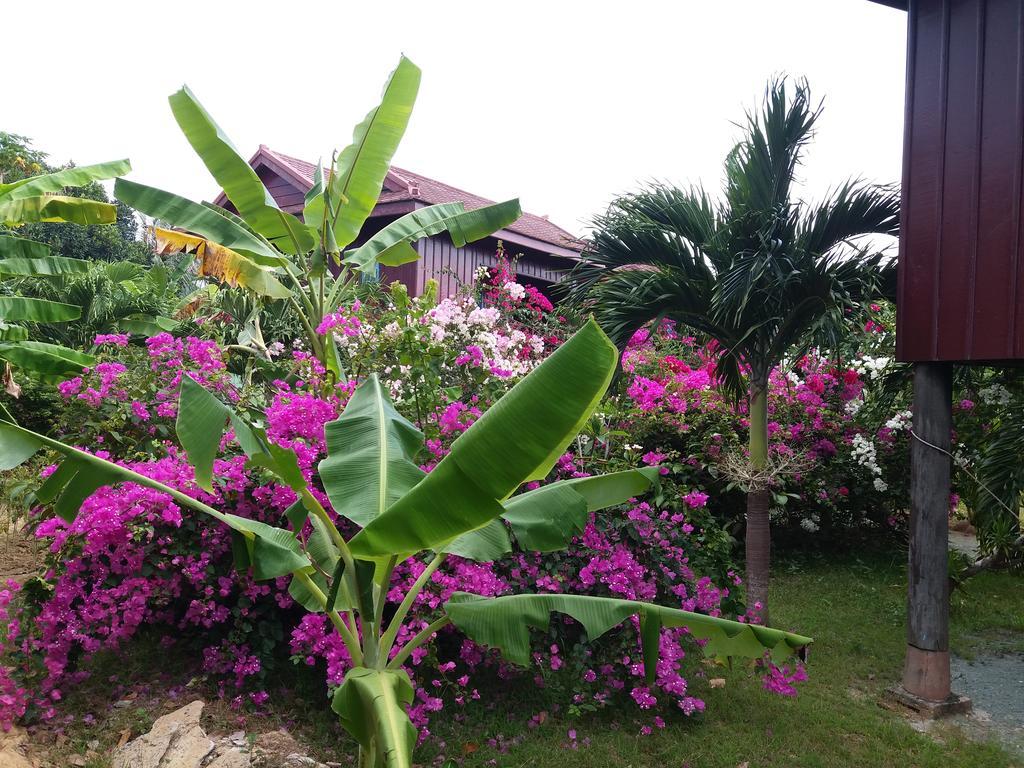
[1,132,152,265]
[563,79,900,614]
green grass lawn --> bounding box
[411,551,1023,768]
[45,551,1023,768]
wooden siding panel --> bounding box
[898,0,946,360]
[217,166,573,302]
[414,235,569,299]
[934,0,982,359]
[897,0,1024,362]
[972,0,1022,358]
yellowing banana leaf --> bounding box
[115,179,285,266]
[348,320,618,559]
[344,199,522,274]
[329,56,421,250]
[444,592,813,677]
[168,86,314,253]
[0,195,117,226]
[0,160,130,200]
[154,227,291,300]
[332,668,416,768]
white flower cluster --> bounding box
[800,516,821,533]
[426,297,546,379]
[504,281,526,301]
[844,398,863,416]
[884,409,913,432]
[852,355,891,380]
[851,433,888,492]
[979,383,1012,406]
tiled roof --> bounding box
[259,146,583,253]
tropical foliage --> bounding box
[0,158,131,387]
[563,78,900,612]
[114,56,521,376]
[0,320,810,767]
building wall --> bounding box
[415,234,567,299]
[898,0,1024,362]
[234,166,572,300]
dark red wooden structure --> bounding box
[895,0,1024,363]
[877,0,1024,712]
[214,146,582,299]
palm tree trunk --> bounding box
[745,381,770,620]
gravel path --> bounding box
[951,652,1024,756]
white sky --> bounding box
[6,0,907,237]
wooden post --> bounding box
[902,361,952,702]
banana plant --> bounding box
[0,160,131,383]
[0,320,811,767]
[114,56,522,375]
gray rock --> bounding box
[112,700,214,768]
[0,725,32,768]
[207,748,252,768]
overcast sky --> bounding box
[7,0,907,237]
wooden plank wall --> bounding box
[416,235,567,299]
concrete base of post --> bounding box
[903,645,951,701]
[885,645,971,718]
[884,685,972,718]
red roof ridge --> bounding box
[258,147,583,252]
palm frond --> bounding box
[724,77,821,218]
[797,181,900,257]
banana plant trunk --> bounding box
[745,380,770,620]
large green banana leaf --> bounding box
[114,179,286,266]
[0,254,90,277]
[444,592,813,675]
[0,195,117,226]
[0,326,29,342]
[116,315,178,337]
[332,668,416,768]
[175,375,306,493]
[0,341,93,376]
[343,199,522,274]
[168,86,314,253]
[327,56,421,249]
[0,234,49,260]
[302,161,327,229]
[318,374,426,527]
[0,160,130,200]
[0,418,312,581]
[446,467,663,561]
[0,296,81,323]
[347,320,618,559]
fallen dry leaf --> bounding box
[117,729,131,748]
[709,678,727,688]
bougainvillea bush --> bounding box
[606,312,914,546]
[0,261,783,740]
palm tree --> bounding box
[563,79,900,615]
